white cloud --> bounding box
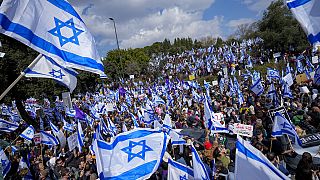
[227,18,255,29]
[69,0,221,53]
[240,0,274,13]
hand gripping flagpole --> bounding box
[0,54,43,101]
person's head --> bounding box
[301,152,313,164]
[266,152,276,163]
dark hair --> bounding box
[266,152,275,162]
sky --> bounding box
[69,0,274,56]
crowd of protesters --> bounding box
[0,38,320,180]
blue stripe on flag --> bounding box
[99,160,157,180]
[0,14,104,72]
[97,130,162,150]
[287,0,311,9]
[236,140,287,180]
[308,32,320,44]
[47,0,84,22]
[168,159,194,176]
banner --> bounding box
[300,132,320,148]
[233,123,253,137]
[268,106,291,122]
[67,133,78,151]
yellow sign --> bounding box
[189,74,195,81]
[296,73,307,84]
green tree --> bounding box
[257,0,309,52]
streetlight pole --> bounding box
[109,17,123,80]
[109,17,120,51]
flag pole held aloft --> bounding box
[0,54,43,101]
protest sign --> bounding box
[67,133,78,151]
[233,123,253,137]
[283,73,293,87]
[62,92,72,111]
[213,112,225,125]
[296,73,307,84]
[300,86,310,94]
[312,56,319,64]
[273,52,281,58]
[33,133,41,144]
[129,75,134,79]
[106,103,115,112]
[268,106,291,122]
[212,80,218,86]
[300,132,320,148]
[188,74,195,81]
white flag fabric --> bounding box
[287,0,320,47]
[0,118,19,132]
[0,0,105,75]
[204,99,228,133]
[271,112,302,146]
[24,56,78,92]
[314,66,320,85]
[49,121,66,148]
[250,79,264,96]
[0,148,10,178]
[94,128,168,180]
[191,145,211,179]
[235,136,289,180]
[168,159,194,180]
[77,121,84,152]
[40,130,59,146]
[19,125,35,141]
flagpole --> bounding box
[0,54,43,101]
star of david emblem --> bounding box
[121,140,153,162]
[280,122,292,130]
[180,174,187,180]
[1,159,6,166]
[48,17,84,47]
[49,69,65,79]
[257,84,262,89]
[26,129,33,135]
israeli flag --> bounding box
[228,79,235,96]
[94,129,168,180]
[0,148,10,178]
[267,83,280,107]
[267,68,280,81]
[168,159,194,180]
[296,60,304,73]
[49,121,66,147]
[130,113,140,128]
[272,112,302,146]
[233,77,240,93]
[283,83,293,99]
[19,125,35,141]
[169,129,186,145]
[63,119,74,132]
[18,156,33,180]
[0,0,105,75]
[24,56,78,92]
[77,121,84,152]
[250,78,264,96]
[40,130,59,146]
[0,118,19,132]
[191,145,211,179]
[314,66,320,85]
[163,113,172,130]
[235,136,289,180]
[238,91,245,106]
[287,0,320,47]
[252,70,260,83]
[204,99,228,133]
